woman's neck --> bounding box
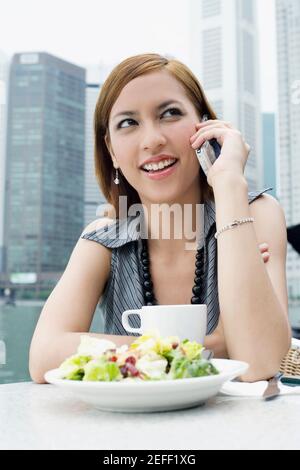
[140,185,204,258]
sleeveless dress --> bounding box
[81,187,273,336]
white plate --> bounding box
[220,379,300,398]
[220,380,270,398]
[44,359,249,413]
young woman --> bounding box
[29,53,291,384]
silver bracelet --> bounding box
[214,217,254,239]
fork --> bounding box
[262,373,300,399]
[263,372,283,400]
[202,349,214,360]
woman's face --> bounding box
[106,69,202,205]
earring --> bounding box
[114,168,120,185]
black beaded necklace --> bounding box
[140,238,205,306]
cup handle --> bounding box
[121,309,142,334]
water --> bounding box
[0,299,104,384]
[0,300,42,384]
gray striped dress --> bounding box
[81,187,272,337]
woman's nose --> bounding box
[141,124,167,150]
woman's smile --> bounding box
[141,159,179,180]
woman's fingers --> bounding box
[259,242,269,253]
[259,243,270,263]
[191,128,227,149]
[261,252,270,263]
[190,123,228,145]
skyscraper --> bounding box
[276,0,300,330]
[0,51,9,274]
[3,52,86,297]
[262,113,277,198]
[189,0,263,191]
[85,81,106,227]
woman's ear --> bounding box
[104,133,111,153]
[112,157,119,169]
[104,132,119,168]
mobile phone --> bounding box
[195,114,222,177]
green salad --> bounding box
[58,330,219,382]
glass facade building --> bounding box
[3,52,86,296]
[189,0,263,191]
[84,82,106,227]
[262,113,277,199]
[0,52,8,274]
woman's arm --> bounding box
[204,316,228,359]
[212,174,291,382]
[203,242,271,360]
[190,119,291,381]
[29,218,136,384]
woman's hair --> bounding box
[94,53,217,218]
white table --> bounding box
[0,381,299,450]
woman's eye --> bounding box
[117,108,182,129]
[117,118,136,129]
[162,107,182,117]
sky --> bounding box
[0,0,277,112]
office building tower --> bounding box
[189,0,263,191]
[262,113,277,198]
[85,81,106,227]
[0,52,9,274]
[3,52,86,297]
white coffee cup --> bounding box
[121,304,207,343]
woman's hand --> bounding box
[190,119,251,187]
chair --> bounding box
[279,338,300,377]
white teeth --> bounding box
[142,158,177,171]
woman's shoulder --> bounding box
[81,215,141,249]
[81,217,116,237]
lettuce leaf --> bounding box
[130,330,180,358]
[59,354,91,380]
[136,351,168,380]
[167,356,219,379]
[180,339,204,360]
[77,335,116,357]
[83,357,122,382]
